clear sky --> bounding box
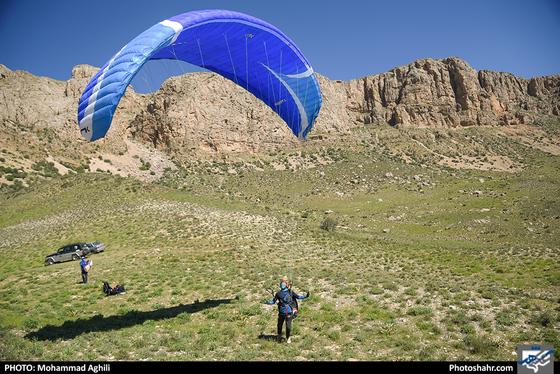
[1,0,559,93]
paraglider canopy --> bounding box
[78,9,322,142]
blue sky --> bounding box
[1,0,559,93]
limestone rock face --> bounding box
[344,57,559,130]
[0,57,558,156]
[126,72,300,155]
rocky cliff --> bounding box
[1,57,559,158]
[320,57,559,131]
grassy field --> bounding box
[0,125,559,361]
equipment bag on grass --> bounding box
[103,281,125,296]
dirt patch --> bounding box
[410,138,522,172]
[46,156,71,175]
[88,140,177,182]
[438,155,521,172]
[501,124,560,155]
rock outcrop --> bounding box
[1,57,558,157]
[318,57,559,132]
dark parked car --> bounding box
[45,243,91,265]
[86,241,106,253]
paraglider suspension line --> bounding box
[224,33,238,85]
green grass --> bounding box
[1,126,559,361]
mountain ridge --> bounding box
[1,57,559,184]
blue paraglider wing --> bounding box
[78,9,322,142]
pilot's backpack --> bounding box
[279,289,299,319]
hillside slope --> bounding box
[0,58,559,361]
[1,57,558,165]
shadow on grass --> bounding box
[25,298,233,342]
[258,333,281,342]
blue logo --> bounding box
[518,345,554,374]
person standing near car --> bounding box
[79,257,90,284]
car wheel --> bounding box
[47,258,55,265]
[72,254,79,261]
